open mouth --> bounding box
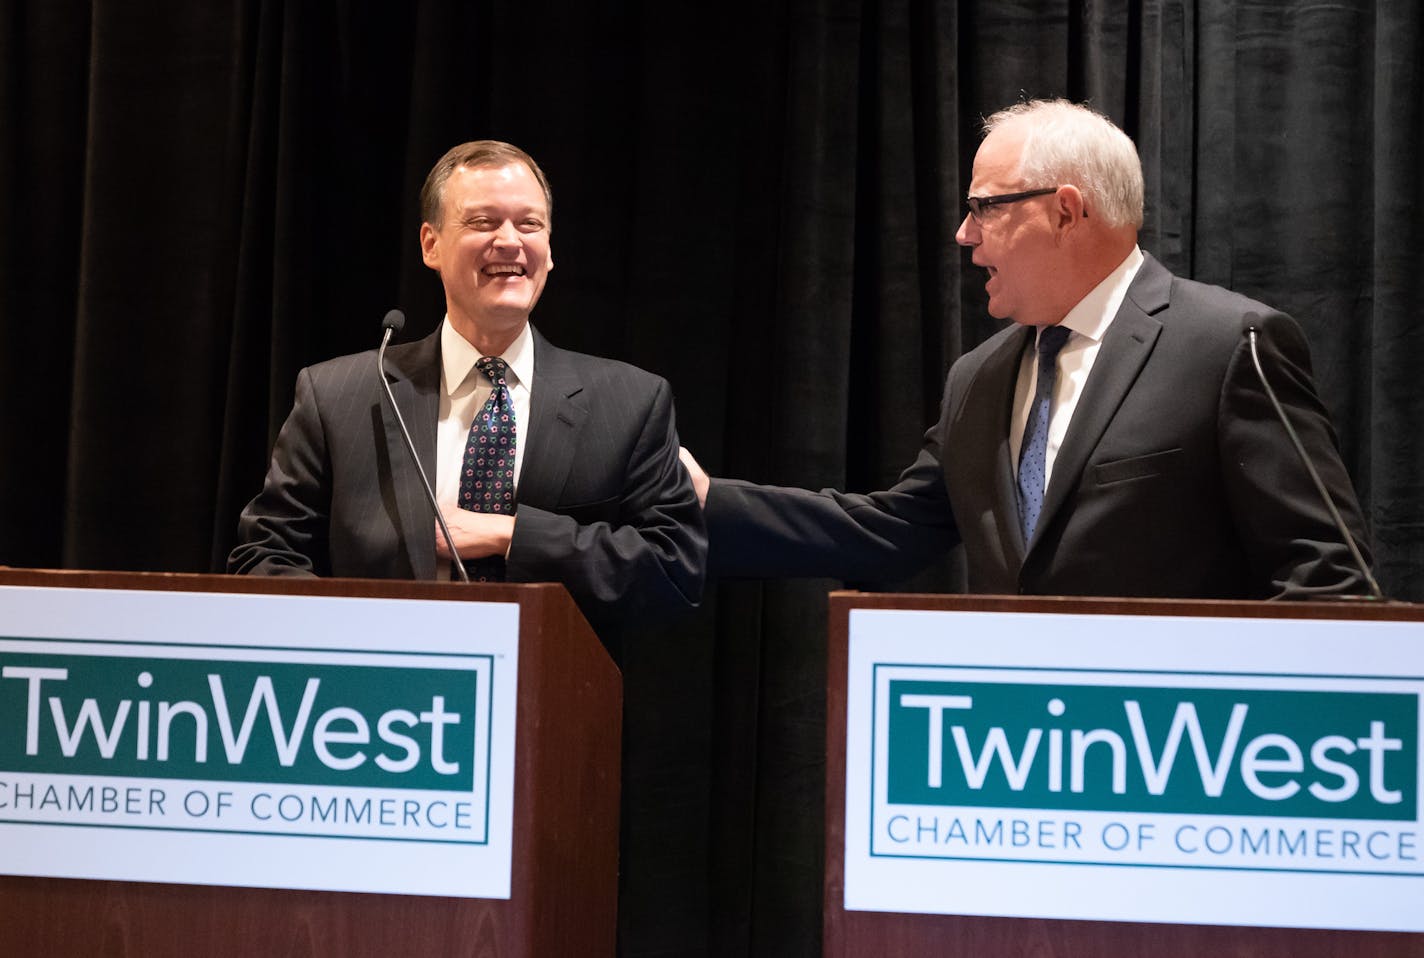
[483,264,527,277]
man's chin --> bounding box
[447,305,530,346]
[477,300,536,325]
[485,287,544,316]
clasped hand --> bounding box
[678,447,710,507]
[435,508,515,560]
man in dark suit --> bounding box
[681,99,1372,598]
[230,140,706,633]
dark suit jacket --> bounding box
[707,253,1372,599]
[229,325,706,632]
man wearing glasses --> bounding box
[682,98,1373,599]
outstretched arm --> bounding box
[686,417,961,584]
[505,378,706,629]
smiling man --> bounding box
[230,141,706,638]
[683,99,1373,599]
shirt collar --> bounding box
[1059,245,1144,343]
[441,318,535,396]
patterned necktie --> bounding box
[458,356,517,581]
[1017,324,1071,545]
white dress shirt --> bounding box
[1009,246,1145,491]
[434,318,534,577]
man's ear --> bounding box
[420,222,440,270]
[1053,185,1088,238]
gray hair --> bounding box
[983,99,1144,229]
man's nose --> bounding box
[954,213,979,247]
[492,220,520,245]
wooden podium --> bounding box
[0,568,621,958]
[823,592,1424,958]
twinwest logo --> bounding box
[887,680,1418,820]
[1,652,478,790]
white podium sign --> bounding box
[843,608,1424,932]
[0,585,519,899]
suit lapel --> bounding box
[955,324,1036,560]
[516,328,588,509]
[1033,255,1171,550]
[380,329,441,579]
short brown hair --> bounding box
[419,140,554,229]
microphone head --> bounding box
[382,309,406,334]
[1240,311,1262,337]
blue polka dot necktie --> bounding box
[458,356,517,581]
[1017,324,1071,545]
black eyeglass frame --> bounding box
[964,187,1062,221]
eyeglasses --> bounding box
[964,187,1060,222]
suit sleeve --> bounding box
[1219,309,1374,597]
[227,367,330,577]
[704,408,960,582]
[504,378,706,627]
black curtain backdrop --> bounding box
[3,1,1421,954]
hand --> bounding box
[679,446,709,508]
[436,508,516,560]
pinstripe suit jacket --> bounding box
[229,325,706,633]
[706,254,1372,599]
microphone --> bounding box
[376,309,470,583]
[1242,313,1382,600]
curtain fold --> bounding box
[1368,0,1424,594]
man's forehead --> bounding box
[446,162,547,209]
[454,160,532,182]
[970,128,1025,190]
